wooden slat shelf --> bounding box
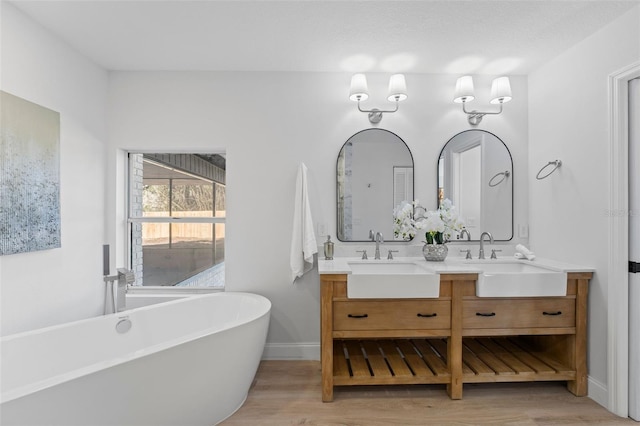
[461,337,576,383]
[332,337,575,387]
[333,339,451,386]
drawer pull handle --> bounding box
[417,313,437,318]
[543,311,562,316]
[347,314,368,319]
[476,312,496,317]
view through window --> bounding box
[128,153,225,287]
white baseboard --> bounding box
[588,376,609,410]
[261,342,320,360]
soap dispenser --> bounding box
[324,235,334,260]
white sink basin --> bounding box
[470,261,568,297]
[348,262,433,275]
[347,261,440,299]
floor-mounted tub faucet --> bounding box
[103,268,135,314]
[479,232,494,259]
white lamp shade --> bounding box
[387,74,408,102]
[453,76,475,103]
[490,76,512,104]
[349,74,369,101]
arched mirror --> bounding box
[437,130,513,241]
[337,129,414,241]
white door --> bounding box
[629,77,640,421]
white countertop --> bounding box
[318,255,594,275]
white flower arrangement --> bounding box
[393,198,465,244]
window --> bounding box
[128,153,225,288]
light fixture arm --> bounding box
[453,76,512,125]
[461,101,504,125]
[350,74,407,124]
[357,100,399,124]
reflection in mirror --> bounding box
[337,129,414,241]
[438,130,513,241]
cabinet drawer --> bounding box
[333,300,451,331]
[463,299,575,329]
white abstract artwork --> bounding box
[1,91,61,255]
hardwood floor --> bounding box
[222,361,635,425]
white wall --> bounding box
[0,3,109,335]
[529,5,640,406]
[107,71,529,357]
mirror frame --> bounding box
[336,128,414,242]
[437,129,514,242]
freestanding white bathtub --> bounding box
[1,292,271,426]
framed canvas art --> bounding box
[1,91,61,255]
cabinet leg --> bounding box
[448,281,464,400]
[447,379,463,400]
[569,278,588,397]
[447,336,463,399]
[322,384,334,402]
[320,279,334,402]
[321,348,334,402]
[567,374,588,396]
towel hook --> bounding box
[536,160,562,180]
[488,170,510,187]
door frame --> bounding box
[608,61,640,417]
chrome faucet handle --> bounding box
[459,249,472,260]
[356,250,368,260]
[490,249,502,259]
[387,250,399,260]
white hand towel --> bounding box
[515,244,536,260]
[290,163,318,283]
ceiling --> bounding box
[8,0,639,75]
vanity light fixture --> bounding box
[454,75,512,125]
[350,73,407,124]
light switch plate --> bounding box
[518,224,529,238]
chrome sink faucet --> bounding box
[479,232,494,259]
[369,230,384,260]
[458,229,472,259]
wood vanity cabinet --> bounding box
[320,271,592,402]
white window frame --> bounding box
[126,152,225,293]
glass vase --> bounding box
[422,243,448,262]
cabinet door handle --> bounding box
[347,314,368,319]
[543,311,562,316]
[476,312,496,317]
[417,313,437,318]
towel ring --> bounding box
[488,170,510,187]
[536,160,562,180]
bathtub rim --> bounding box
[1,291,271,405]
